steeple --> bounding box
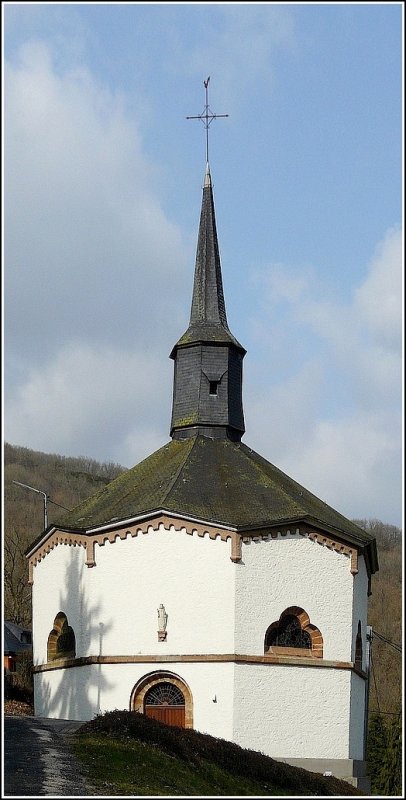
[170,163,246,441]
[189,163,228,332]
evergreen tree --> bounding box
[380,713,402,796]
[367,712,388,793]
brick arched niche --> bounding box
[355,621,363,670]
[47,612,76,661]
[264,606,323,658]
[130,670,193,728]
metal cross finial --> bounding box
[186,77,229,163]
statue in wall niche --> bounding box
[157,604,168,641]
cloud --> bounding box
[289,411,401,524]
[4,37,192,466]
[245,226,403,525]
[4,40,189,386]
[353,226,402,350]
[5,342,173,467]
[182,5,295,106]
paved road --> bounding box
[3,716,93,797]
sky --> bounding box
[3,2,403,527]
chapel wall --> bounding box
[351,555,369,670]
[232,662,352,760]
[234,534,354,662]
[33,661,236,740]
[349,671,367,760]
[32,524,236,662]
[32,544,85,665]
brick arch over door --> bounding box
[130,670,193,728]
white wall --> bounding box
[32,526,360,665]
[347,555,369,761]
[235,535,354,661]
[351,555,369,669]
[32,544,86,664]
[233,662,352,760]
[349,671,367,760]
[33,661,235,741]
[32,525,236,663]
[88,526,236,655]
[32,521,367,763]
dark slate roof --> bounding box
[171,165,245,355]
[53,435,377,566]
[4,621,32,653]
[175,322,243,350]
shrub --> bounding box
[77,710,360,796]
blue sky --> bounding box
[3,2,403,526]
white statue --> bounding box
[157,603,168,632]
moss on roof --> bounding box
[56,437,195,529]
[54,436,376,559]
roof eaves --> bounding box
[85,508,236,535]
[235,511,375,545]
[236,515,305,533]
[29,506,236,538]
[364,538,379,575]
[25,525,58,558]
[300,514,376,546]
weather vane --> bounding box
[186,77,229,164]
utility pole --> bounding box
[13,481,49,529]
[12,481,71,530]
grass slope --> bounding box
[72,710,363,797]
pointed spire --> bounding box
[170,165,246,442]
[172,165,245,353]
[189,162,227,330]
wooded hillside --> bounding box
[3,442,402,723]
[4,442,125,626]
[353,518,402,719]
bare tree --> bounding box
[4,528,32,626]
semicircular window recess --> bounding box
[264,606,323,658]
[47,612,76,661]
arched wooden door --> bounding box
[143,681,186,728]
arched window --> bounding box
[47,612,76,661]
[264,606,323,658]
[355,621,363,670]
[145,683,185,707]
